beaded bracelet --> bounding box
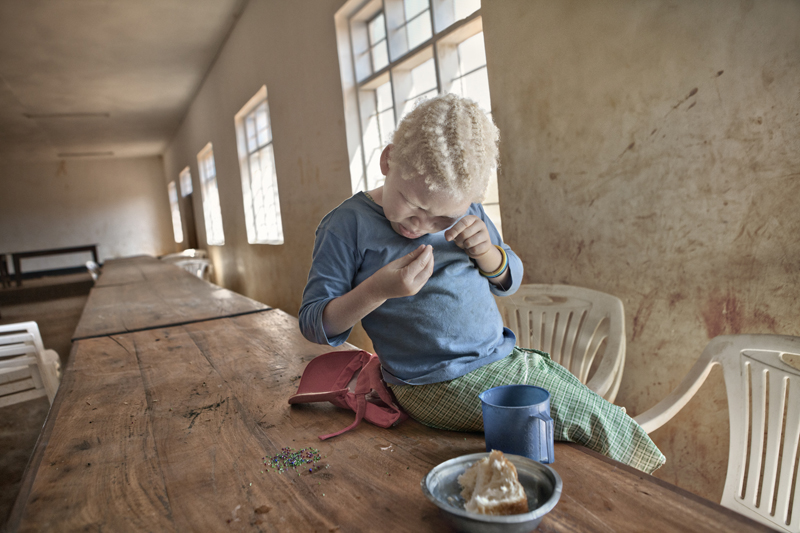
[479,245,508,278]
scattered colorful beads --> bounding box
[262,447,326,475]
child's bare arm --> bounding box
[322,244,434,338]
[444,215,511,288]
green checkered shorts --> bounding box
[389,347,665,474]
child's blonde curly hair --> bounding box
[390,93,499,203]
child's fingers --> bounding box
[394,244,428,268]
[403,245,433,281]
[444,216,475,242]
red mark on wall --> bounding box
[632,289,657,341]
[700,291,744,338]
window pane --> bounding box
[404,0,429,20]
[246,115,258,152]
[457,32,486,75]
[255,102,271,147]
[236,90,284,244]
[406,10,432,50]
[168,181,183,243]
[378,108,395,146]
[368,13,386,44]
[197,148,225,246]
[365,147,384,190]
[459,67,491,112]
[255,144,283,243]
[371,41,389,72]
[376,81,394,112]
[179,168,192,196]
[400,58,437,118]
[454,0,481,21]
[409,58,436,99]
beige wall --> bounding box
[482,0,800,500]
[162,0,353,317]
[0,156,174,271]
[162,0,799,501]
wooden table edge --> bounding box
[5,341,81,532]
[563,443,775,531]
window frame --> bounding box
[167,180,184,244]
[179,166,193,197]
[335,0,501,234]
[196,143,226,246]
[234,85,285,245]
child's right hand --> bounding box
[369,244,434,300]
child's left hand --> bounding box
[444,215,493,259]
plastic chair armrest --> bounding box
[634,346,719,434]
[585,351,618,400]
[39,349,61,404]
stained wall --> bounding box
[481,0,800,499]
[0,156,174,272]
[162,0,355,322]
[161,0,799,501]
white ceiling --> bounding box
[0,0,248,160]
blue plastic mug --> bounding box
[479,385,555,464]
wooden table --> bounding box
[72,256,269,340]
[10,245,99,286]
[7,261,772,532]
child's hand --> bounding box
[444,215,493,259]
[369,244,434,299]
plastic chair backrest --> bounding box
[0,321,60,406]
[494,284,626,403]
[635,335,800,532]
[173,258,212,281]
[161,249,208,262]
[85,260,101,281]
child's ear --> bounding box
[379,144,393,176]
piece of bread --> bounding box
[457,450,529,515]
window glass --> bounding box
[453,0,480,22]
[340,0,502,234]
[196,144,225,246]
[179,167,193,197]
[400,58,438,119]
[235,86,284,244]
[404,0,431,50]
[368,13,389,72]
[168,181,184,243]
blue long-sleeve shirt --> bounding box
[299,192,522,385]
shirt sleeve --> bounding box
[298,214,360,346]
[477,204,523,297]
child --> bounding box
[300,94,664,474]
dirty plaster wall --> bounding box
[482,0,800,500]
[0,156,174,271]
[162,0,355,322]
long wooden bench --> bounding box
[10,245,99,287]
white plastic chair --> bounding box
[0,321,61,407]
[85,260,101,281]
[172,258,212,281]
[494,284,626,403]
[634,334,800,532]
[160,249,208,262]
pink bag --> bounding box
[288,350,408,440]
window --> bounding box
[336,0,501,234]
[167,181,184,243]
[234,86,284,245]
[179,166,193,197]
[196,143,225,246]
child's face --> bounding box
[380,146,471,239]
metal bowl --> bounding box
[421,452,562,533]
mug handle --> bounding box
[531,411,555,464]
